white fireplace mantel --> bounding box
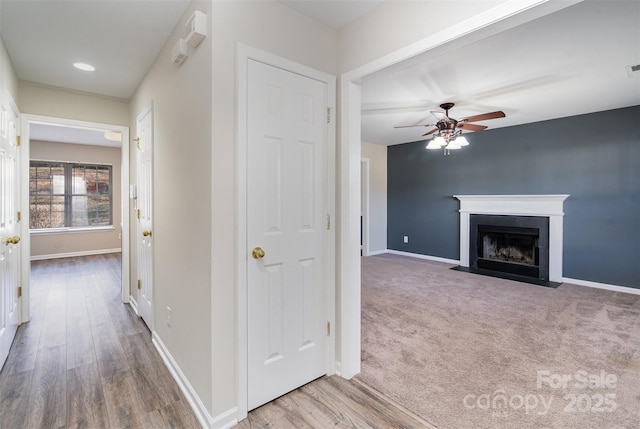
[454,194,569,282]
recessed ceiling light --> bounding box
[73,62,95,72]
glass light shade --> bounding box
[432,136,447,147]
[446,140,462,149]
[455,135,469,146]
[426,139,441,149]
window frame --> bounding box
[29,160,113,231]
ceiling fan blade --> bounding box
[460,111,505,122]
[457,123,488,132]
[394,123,435,129]
[422,128,439,137]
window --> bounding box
[29,161,113,229]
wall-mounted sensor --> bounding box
[186,10,207,48]
[171,38,188,66]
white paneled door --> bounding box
[0,95,20,369]
[136,105,154,329]
[247,59,329,410]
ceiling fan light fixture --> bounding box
[396,102,505,155]
[426,140,441,149]
[454,135,469,146]
[446,141,462,150]
[432,135,447,147]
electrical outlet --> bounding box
[403,235,409,244]
[166,306,172,327]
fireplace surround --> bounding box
[454,195,569,285]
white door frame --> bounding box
[360,158,370,257]
[134,103,154,330]
[338,0,584,379]
[20,114,130,321]
[236,43,336,420]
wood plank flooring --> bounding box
[234,376,433,429]
[1,254,430,429]
[0,254,200,429]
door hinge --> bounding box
[17,211,21,222]
[326,321,331,336]
[18,286,22,298]
[326,214,331,230]
[133,137,140,149]
[326,107,331,124]
[137,279,142,290]
[137,209,141,219]
[16,136,21,147]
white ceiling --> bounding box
[278,0,382,29]
[1,0,639,148]
[362,0,640,145]
[0,0,191,100]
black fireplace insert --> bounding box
[460,214,559,287]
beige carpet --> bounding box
[357,254,640,429]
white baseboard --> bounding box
[211,408,240,429]
[563,277,640,295]
[334,360,343,377]
[377,251,639,295]
[152,332,238,429]
[128,296,140,316]
[365,249,388,256]
[385,249,460,265]
[30,248,121,261]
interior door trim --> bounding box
[20,113,130,321]
[235,43,336,421]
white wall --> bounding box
[361,142,387,254]
[18,81,129,126]
[0,36,19,103]
[29,140,122,258]
[129,0,213,418]
[210,0,337,419]
[337,0,508,73]
[130,0,337,422]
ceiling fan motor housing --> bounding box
[437,117,459,139]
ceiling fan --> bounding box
[394,102,505,154]
[395,102,506,137]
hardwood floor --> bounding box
[234,376,432,429]
[0,254,430,429]
[0,254,200,429]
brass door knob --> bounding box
[5,236,20,245]
[252,247,265,259]
[142,230,152,237]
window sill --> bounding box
[30,226,115,236]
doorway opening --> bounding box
[20,114,130,321]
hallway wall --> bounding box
[129,0,213,419]
[18,81,128,126]
[0,36,18,103]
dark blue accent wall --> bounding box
[387,106,640,288]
